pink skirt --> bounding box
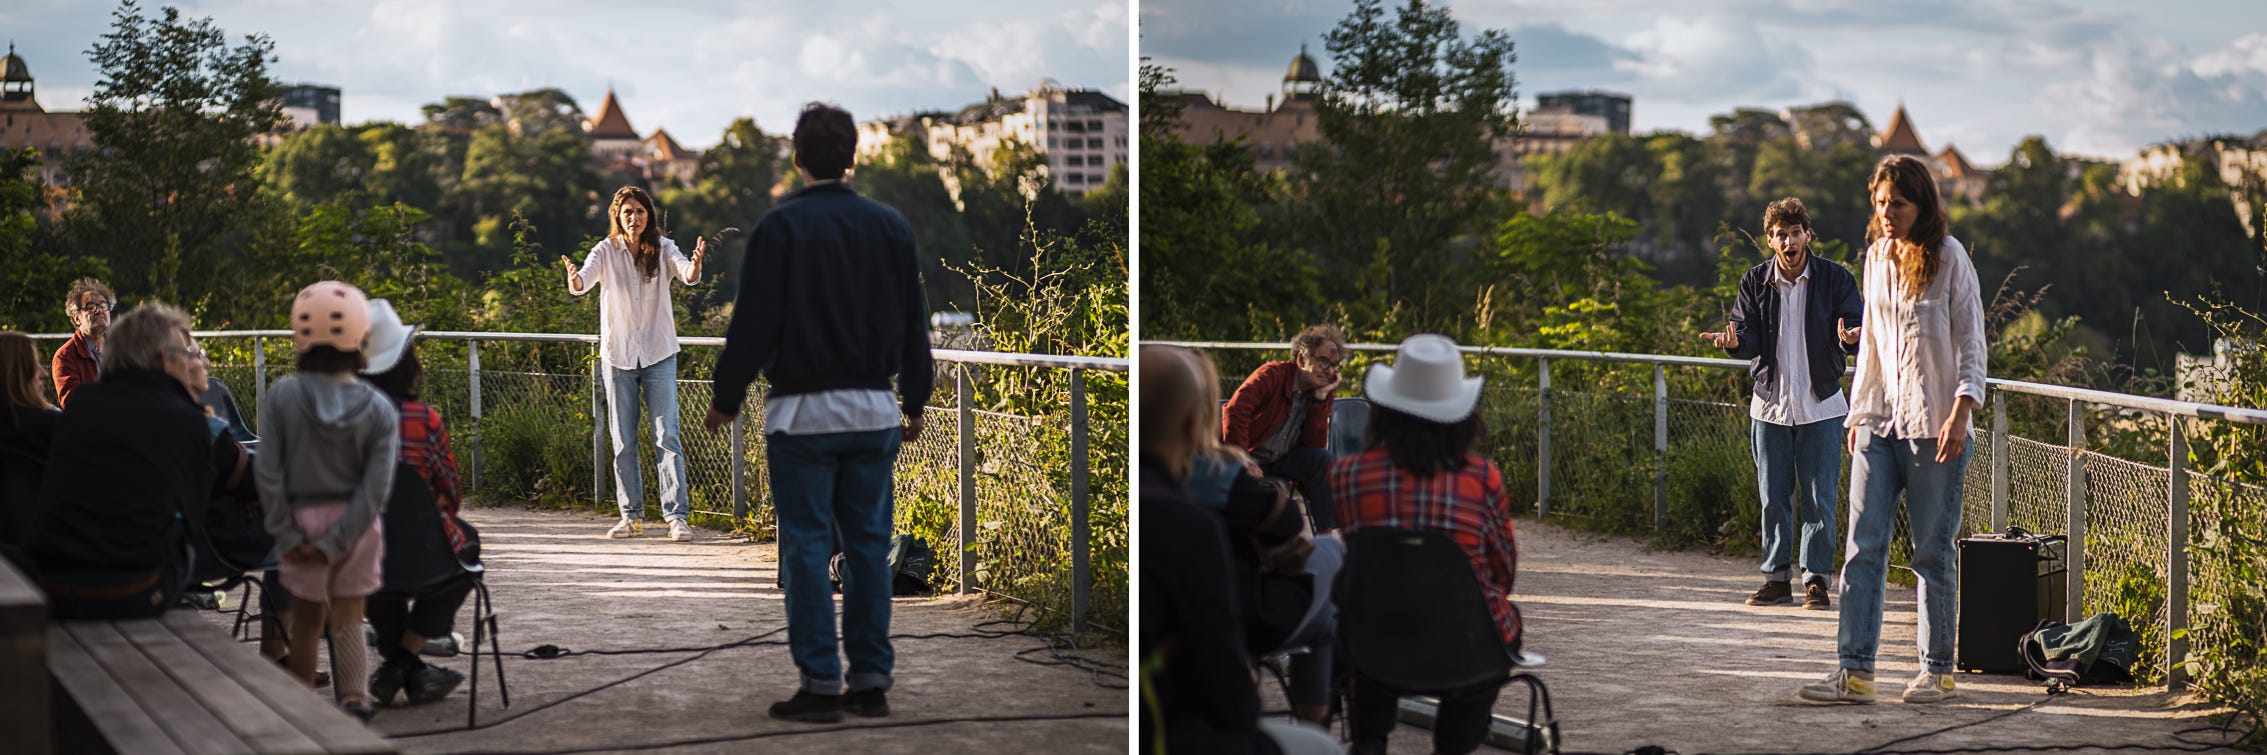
[277,502,385,601]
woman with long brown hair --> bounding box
[1799,154,1987,706]
[562,186,707,541]
[0,331,59,458]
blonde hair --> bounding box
[100,302,192,376]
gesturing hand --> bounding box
[1838,317,1862,345]
[1699,319,1740,350]
[561,255,583,288]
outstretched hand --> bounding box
[1838,317,1862,345]
[561,255,583,288]
[1699,319,1740,350]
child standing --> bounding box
[255,281,401,721]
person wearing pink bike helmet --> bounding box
[254,280,401,722]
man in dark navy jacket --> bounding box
[1700,198,1863,611]
[705,102,934,724]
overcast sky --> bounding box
[1143,0,2267,163]
[4,0,1130,149]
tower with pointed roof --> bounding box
[1875,103,1928,156]
[1283,44,1322,105]
[0,43,94,191]
[586,88,643,161]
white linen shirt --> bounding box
[1749,264,1851,426]
[1845,236,1988,439]
[569,236,697,370]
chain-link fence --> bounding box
[129,330,1128,637]
[1167,341,2267,690]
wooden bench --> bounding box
[48,609,396,754]
[1,557,51,755]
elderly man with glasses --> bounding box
[1221,324,1349,534]
[52,278,117,408]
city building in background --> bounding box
[859,82,1128,201]
[0,43,93,191]
[279,83,341,129]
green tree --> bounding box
[65,0,284,306]
[1293,0,1519,320]
[655,117,787,309]
[0,148,108,331]
[260,123,373,207]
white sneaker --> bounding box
[1902,670,1957,703]
[669,520,693,542]
[1796,668,1877,704]
[607,518,643,538]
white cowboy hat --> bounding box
[359,299,422,376]
[1363,333,1483,424]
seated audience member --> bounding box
[1,332,60,569]
[1139,345,1341,755]
[1330,334,1519,755]
[1222,325,1348,533]
[31,303,238,619]
[1184,348,1341,727]
[357,300,471,706]
[51,277,115,409]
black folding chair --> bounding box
[377,462,507,727]
[1339,527,1558,754]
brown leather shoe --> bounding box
[1746,580,1793,606]
[1804,577,1832,610]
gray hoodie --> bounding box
[255,371,400,561]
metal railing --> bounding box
[1158,340,2267,688]
[35,330,1129,635]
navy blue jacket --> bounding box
[1724,255,1864,406]
[710,181,936,419]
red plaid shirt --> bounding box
[397,401,469,554]
[1331,449,1521,647]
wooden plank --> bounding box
[160,612,394,755]
[0,559,49,755]
[65,621,247,754]
[47,627,187,755]
[115,619,324,754]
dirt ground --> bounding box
[198,504,1128,754]
[1265,519,2239,755]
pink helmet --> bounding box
[291,281,372,354]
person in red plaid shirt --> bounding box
[357,300,473,708]
[1330,333,1517,755]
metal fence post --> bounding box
[2167,414,2190,689]
[1991,391,2008,532]
[592,355,606,510]
[2066,398,2087,623]
[1537,358,1552,519]
[957,364,978,595]
[253,338,266,436]
[468,339,481,491]
[1653,364,1668,532]
[1070,369,1090,635]
[731,413,747,520]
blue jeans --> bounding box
[768,427,901,695]
[604,355,689,523]
[1838,432,1971,674]
[1752,418,1842,582]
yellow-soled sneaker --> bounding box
[607,518,643,538]
[1902,670,1957,703]
[1797,668,1877,703]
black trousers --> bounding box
[1347,672,1503,755]
[367,573,476,669]
[1261,446,1338,532]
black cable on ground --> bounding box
[1849,686,2067,754]
[442,711,1128,755]
[387,626,792,739]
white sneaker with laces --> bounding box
[1902,670,1957,703]
[608,518,643,538]
[1796,668,1877,704]
[669,520,693,542]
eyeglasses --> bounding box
[170,345,207,362]
[1308,352,1344,370]
[76,300,114,313]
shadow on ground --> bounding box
[1268,520,2233,755]
[198,504,1127,754]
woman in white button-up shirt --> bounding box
[1798,155,1986,707]
[562,186,706,542]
